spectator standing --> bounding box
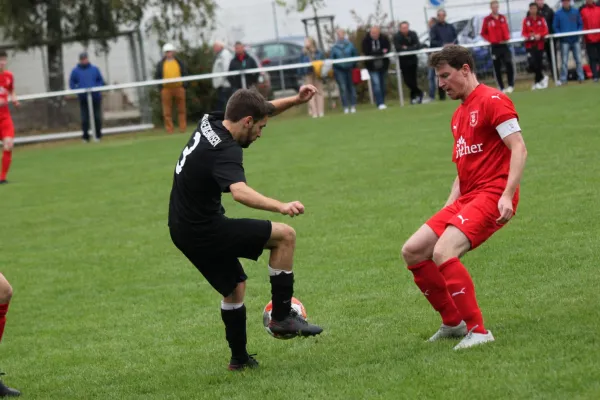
[298,37,325,118]
[481,1,515,93]
[393,21,424,104]
[212,41,234,111]
[523,2,550,90]
[580,0,600,82]
[330,29,358,114]
[362,26,391,110]
[228,42,259,91]
[430,10,458,100]
[554,0,584,84]
[426,17,439,102]
[536,0,556,70]
[69,52,105,142]
[155,43,188,134]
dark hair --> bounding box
[529,1,538,7]
[429,45,475,72]
[0,50,7,58]
[400,21,409,26]
[234,41,243,46]
[224,88,275,122]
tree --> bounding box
[0,0,216,92]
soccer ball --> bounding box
[263,297,307,340]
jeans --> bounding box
[369,70,387,106]
[334,69,357,108]
[215,87,233,112]
[560,41,584,82]
[427,67,445,100]
[79,97,102,141]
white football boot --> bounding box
[454,325,495,350]
[428,320,468,342]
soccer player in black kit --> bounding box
[168,85,323,371]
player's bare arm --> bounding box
[444,176,461,207]
[497,132,527,224]
[268,85,317,117]
[229,181,304,217]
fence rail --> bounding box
[6,28,600,145]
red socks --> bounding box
[0,150,11,181]
[439,257,486,334]
[408,260,463,326]
[0,303,9,342]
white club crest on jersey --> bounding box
[469,110,479,127]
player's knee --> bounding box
[432,244,454,266]
[0,281,13,303]
[401,241,426,265]
[276,224,296,246]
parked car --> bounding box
[250,38,304,92]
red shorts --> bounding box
[0,115,14,139]
[426,191,519,250]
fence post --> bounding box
[550,38,559,85]
[395,56,405,107]
[87,90,98,142]
[241,72,247,89]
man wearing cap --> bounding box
[155,43,189,134]
[69,52,106,142]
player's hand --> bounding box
[279,201,305,218]
[496,195,514,225]
[296,85,317,104]
[534,34,541,40]
[12,100,20,108]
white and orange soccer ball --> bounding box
[263,297,307,339]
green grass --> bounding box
[2,83,600,399]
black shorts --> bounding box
[170,218,272,297]
[491,45,512,63]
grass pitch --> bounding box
[2,83,600,399]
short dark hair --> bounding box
[429,45,475,72]
[0,50,7,58]
[529,2,538,8]
[400,21,409,27]
[224,88,275,122]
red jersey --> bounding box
[522,15,549,50]
[451,84,519,196]
[581,4,600,43]
[0,71,14,117]
[481,14,510,44]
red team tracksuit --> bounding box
[481,14,514,90]
[522,15,549,85]
[411,84,520,335]
[0,70,15,181]
[581,3,600,80]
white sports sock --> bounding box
[268,266,293,276]
[221,301,244,310]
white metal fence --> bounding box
[6,28,600,145]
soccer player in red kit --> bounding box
[401,45,527,350]
[0,272,20,396]
[0,50,19,184]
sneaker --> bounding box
[378,104,387,110]
[350,106,357,113]
[228,354,259,371]
[531,83,538,91]
[428,320,467,342]
[504,86,514,94]
[318,113,324,118]
[0,373,20,397]
[268,309,323,338]
[343,108,349,114]
[0,180,7,185]
[453,326,495,350]
[542,75,549,88]
[594,78,599,83]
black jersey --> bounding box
[168,113,246,228]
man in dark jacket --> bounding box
[393,21,423,104]
[69,52,105,142]
[430,10,457,100]
[228,42,259,91]
[535,0,556,71]
[362,26,391,109]
[554,0,584,83]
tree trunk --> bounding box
[46,0,67,128]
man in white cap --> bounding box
[155,43,188,134]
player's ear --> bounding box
[244,116,254,128]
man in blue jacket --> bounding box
[69,52,106,142]
[554,0,584,84]
[429,10,458,100]
[330,29,358,114]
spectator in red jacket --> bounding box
[522,2,550,89]
[581,0,600,81]
[481,0,515,93]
